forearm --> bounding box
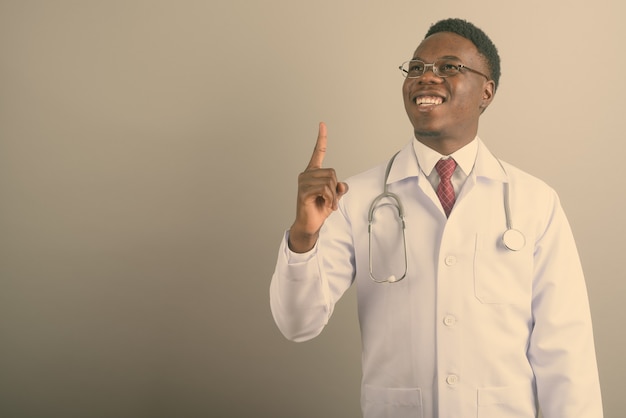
[528,198,603,417]
[270,232,332,342]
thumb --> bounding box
[331,182,349,211]
[336,182,349,198]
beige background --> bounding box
[1,1,624,417]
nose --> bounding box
[418,64,443,83]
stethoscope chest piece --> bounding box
[502,228,525,251]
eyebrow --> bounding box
[411,55,462,61]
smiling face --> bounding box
[402,32,495,154]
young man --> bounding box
[270,18,603,417]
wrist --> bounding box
[288,225,319,253]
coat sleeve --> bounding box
[527,190,603,417]
[269,204,356,342]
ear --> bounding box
[479,80,496,110]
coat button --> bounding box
[443,315,457,327]
[446,374,459,385]
[444,255,457,266]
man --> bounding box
[270,18,602,418]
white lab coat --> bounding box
[270,139,602,418]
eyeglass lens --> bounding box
[401,59,462,78]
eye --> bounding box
[408,61,425,74]
[437,61,461,76]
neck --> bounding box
[414,132,476,156]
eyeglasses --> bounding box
[399,59,490,81]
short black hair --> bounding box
[424,18,501,90]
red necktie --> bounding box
[435,158,457,217]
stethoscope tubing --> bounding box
[368,151,525,284]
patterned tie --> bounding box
[435,158,457,217]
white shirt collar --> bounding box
[412,137,479,177]
[385,137,507,185]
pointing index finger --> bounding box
[307,122,327,170]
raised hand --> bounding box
[288,122,349,253]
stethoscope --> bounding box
[368,151,526,284]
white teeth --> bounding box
[415,96,443,105]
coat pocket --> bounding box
[473,234,532,304]
[363,385,423,418]
[477,382,537,417]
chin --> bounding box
[412,122,445,138]
[409,115,444,138]
[414,129,442,138]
